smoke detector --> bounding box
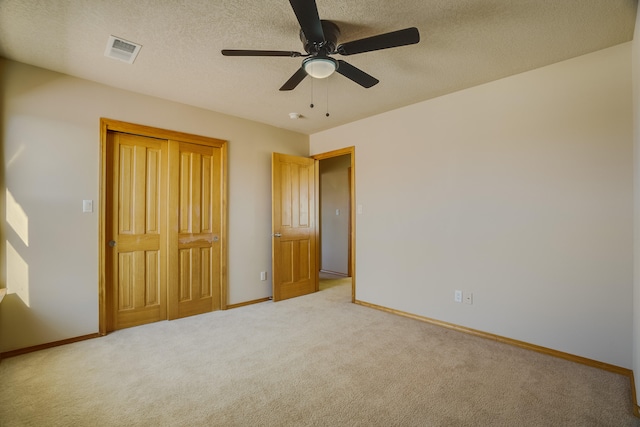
[104,35,142,64]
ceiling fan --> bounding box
[221,0,420,91]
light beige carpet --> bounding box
[1,282,638,426]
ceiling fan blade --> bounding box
[280,67,308,91]
[337,27,420,56]
[289,0,325,43]
[222,49,303,57]
[336,60,379,88]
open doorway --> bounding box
[319,154,351,276]
[314,148,354,299]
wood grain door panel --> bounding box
[107,132,167,330]
[169,141,222,318]
[272,153,317,301]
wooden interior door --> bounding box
[101,119,227,334]
[272,153,317,301]
[106,132,168,330]
[168,141,222,319]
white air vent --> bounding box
[104,35,141,64]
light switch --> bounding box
[335,209,340,216]
[357,204,363,214]
[83,200,93,213]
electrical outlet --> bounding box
[454,290,462,303]
[464,292,473,305]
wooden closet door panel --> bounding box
[169,141,222,319]
[107,132,167,330]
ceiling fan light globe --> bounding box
[303,57,337,79]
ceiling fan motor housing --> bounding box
[300,20,341,55]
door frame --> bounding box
[98,118,228,335]
[312,146,356,302]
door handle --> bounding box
[108,240,116,247]
[273,233,282,238]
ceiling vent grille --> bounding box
[104,35,141,64]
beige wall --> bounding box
[311,43,633,368]
[0,59,308,352]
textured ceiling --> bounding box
[0,0,637,135]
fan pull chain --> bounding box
[310,77,314,109]
[325,79,330,117]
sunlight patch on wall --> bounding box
[6,189,28,246]
[7,241,29,307]
[6,144,25,168]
